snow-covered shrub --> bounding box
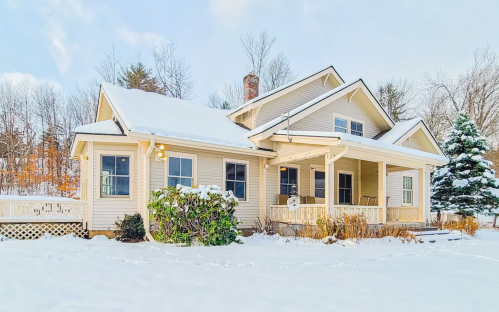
[115,213,145,242]
[148,185,241,246]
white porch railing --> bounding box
[332,205,382,224]
[386,207,419,222]
[269,204,382,224]
[270,204,327,224]
[0,199,87,223]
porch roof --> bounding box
[274,130,449,165]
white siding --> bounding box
[149,146,261,228]
[256,78,336,127]
[289,96,383,139]
[92,143,139,231]
[402,137,423,151]
[386,170,420,207]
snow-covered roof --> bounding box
[377,118,422,144]
[0,195,77,202]
[228,65,343,116]
[275,130,448,163]
[75,120,123,135]
[101,82,255,149]
[247,79,361,137]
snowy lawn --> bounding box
[1,231,498,312]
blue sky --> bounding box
[1,0,498,103]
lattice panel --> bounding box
[0,222,88,240]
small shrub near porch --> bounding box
[148,185,241,246]
[115,213,146,243]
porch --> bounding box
[265,136,429,225]
[0,197,88,239]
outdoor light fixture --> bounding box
[159,145,165,150]
[280,167,287,171]
[158,152,163,158]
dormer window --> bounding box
[334,117,348,133]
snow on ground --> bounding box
[1,231,498,312]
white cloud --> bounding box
[0,72,62,89]
[208,0,253,24]
[118,26,166,47]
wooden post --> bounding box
[325,153,335,216]
[418,167,425,222]
[87,142,94,231]
[378,161,386,223]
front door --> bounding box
[311,165,325,204]
[338,173,353,204]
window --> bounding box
[167,157,193,187]
[224,161,247,200]
[280,166,299,195]
[101,155,130,197]
[334,117,348,133]
[351,121,363,136]
[403,176,413,205]
[338,173,353,204]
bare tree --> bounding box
[375,79,416,122]
[152,42,194,99]
[240,31,276,77]
[422,45,499,141]
[94,44,121,85]
[68,79,100,126]
[206,82,243,110]
[260,53,295,93]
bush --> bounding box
[148,185,241,246]
[252,215,280,235]
[115,213,145,242]
[434,216,480,236]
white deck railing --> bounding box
[386,207,419,222]
[0,199,87,223]
[270,204,383,224]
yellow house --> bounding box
[70,65,447,238]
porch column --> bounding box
[325,153,335,215]
[378,161,386,223]
[418,166,426,222]
[259,157,267,223]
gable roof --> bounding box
[228,65,344,117]
[246,79,395,139]
[378,117,445,156]
[100,82,256,149]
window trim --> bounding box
[333,113,365,137]
[96,150,134,201]
[402,173,414,206]
[278,164,301,196]
[223,158,250,202]
[334,116,348,133]
[164,151,198,188]
[336,170,355,204]
[310,164,326,203]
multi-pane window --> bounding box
[101,155,130,197]
[338,173,352,204]
[168,157,193,187]
[403,176,413,205]
[314,171,325,198]
[351,121,363,136]
[334,117,348,133]
[225,162,247,200]
[280,167,298,195]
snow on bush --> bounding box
[148,185,241,246]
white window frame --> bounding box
[96,150,134,201]
[310,164,325,204]
[223,158,250,202]
[278,164,301,196]
[333,113,365,137]
[337,170,355,204]
[164,151,198,187]
[402,174,414,206]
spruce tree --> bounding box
[118,62,159,93]
[431,113,499,216]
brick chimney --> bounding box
[243,72,259,102]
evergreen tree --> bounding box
[376,80,414,122]
[118,62,159,93]
[431,113,499,216]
